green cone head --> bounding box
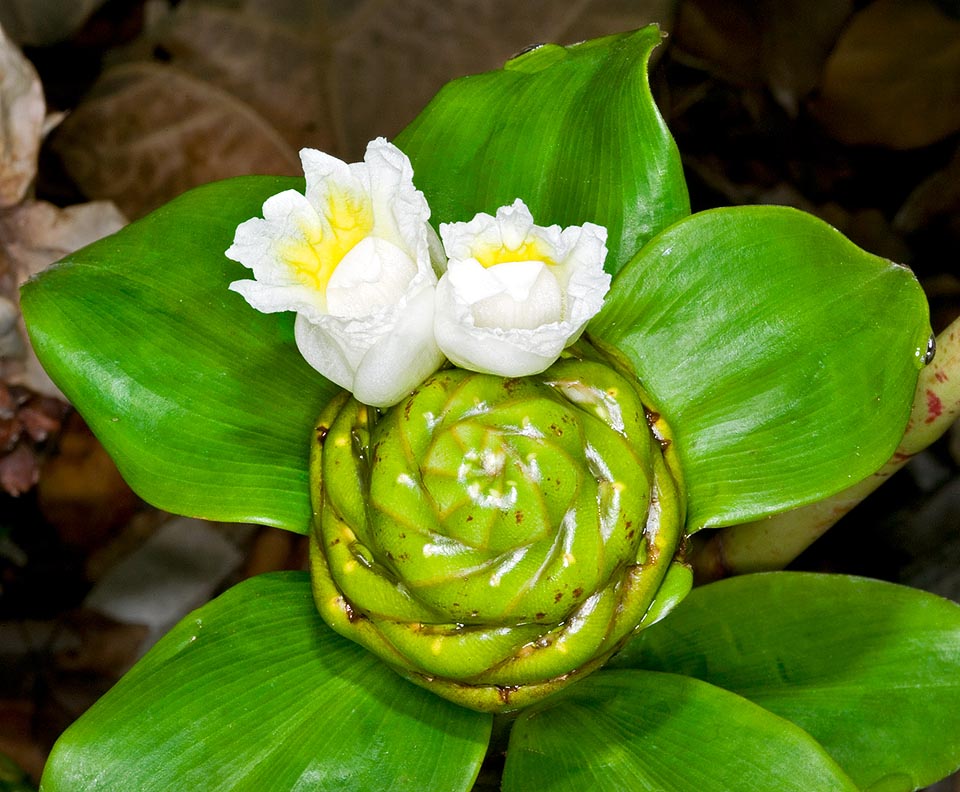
[309,348,688,712]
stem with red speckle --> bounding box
[691,314,960,583]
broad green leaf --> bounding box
[503,670,858,792]
[40,572,491,792]
[592,205,930,529]
[396,26,689,276]
[21,176,338,532]
[610,573,960,791]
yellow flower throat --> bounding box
[474,238,556,269]
[279,188,374,294]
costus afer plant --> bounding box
[20,26,960,792]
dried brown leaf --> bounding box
[0,0,108,46]
[673,0,761,86]
[51,62,300,218]
[0,200,127,280]
[144,4,338,153]
[330,0,602,157]
[38,412,139,547]
[0,199,126,397]
[0,441,37,495]
[192,0,346,28]
[673,0,851,113]
[0,295,21,358]
[896,143,960,234]
[0,24,44,207]
[19,398,64,442]
[757,0,851,116]
[0,416,19,451]
[54,610,150,677]
[0,699,46,782]
[811,0,960,149]
[559,0,678,44]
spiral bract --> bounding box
[309,346,688,712]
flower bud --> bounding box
[309,343,688,712]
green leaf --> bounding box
[21,177,339,532]
[592,205,930,529]
[610,572,960,791]
[502,670,858,792]
[40,572,491,792]
[395,26,689,276]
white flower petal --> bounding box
[447,259,563,329]
[326,237,418,317]
[440,211,497,262]
[294,313,356,392]
[301,147,362,214]
[494,199,536,249]
[353,286,444,406]
[228,279,324,317]
[227,191,322,283]
[295,285,442,407]
[435,276,559,376]
[364,138,430,255]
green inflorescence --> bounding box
[308,344,690,712]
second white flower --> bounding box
[435,199,611,377]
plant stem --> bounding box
[691,315,960,583]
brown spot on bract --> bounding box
[497,685,520,703]
[535,612,546,619]
[926,388,944,423]
[342,598,361,623]
[316,425,329,444]
[554,592,563,602]
[515,511,524,524]
[330,537,341,546]
[573,587,583,598]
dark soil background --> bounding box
[0,0,958,788]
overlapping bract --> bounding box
[309,345,688,712]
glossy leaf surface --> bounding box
[396,26,689,275]
[593,205,930,529]
[21,176,338,532]
[40,573,491,792]
[611,572,960,791]
[503,670,858,791]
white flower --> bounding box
[434,199,610,376]
[226,138,445,408]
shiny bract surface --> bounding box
[308,346,688,711]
